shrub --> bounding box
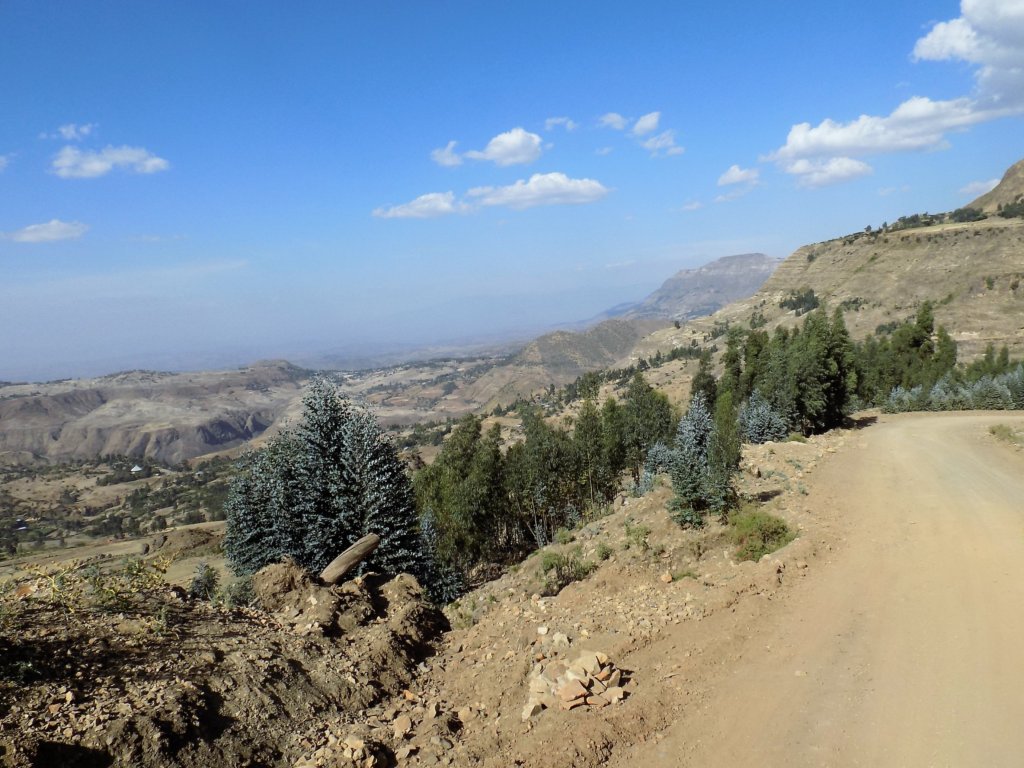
[731,510,795,561]
[539,552,596,596]
[643,442,675,474]
[189,561,220,601]
[219,576,255,608]
[553,528,574,545]
[624,521,651,551]
[969,377,1011,410]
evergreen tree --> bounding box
[669,393,714,528]
[600,397,627,481]
[224,378,429,591]
[690,350,718,408]
[574,398,609,504]
[738,390,789,443]
[622,373,674,482]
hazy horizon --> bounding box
[3,1,1022,381]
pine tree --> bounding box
[349,408,425,580]
[224,377,430,591]
[738,390,789,443]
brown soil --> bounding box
[0,564,445,768]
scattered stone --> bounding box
[660,571,674,584]
[393,714,413,739]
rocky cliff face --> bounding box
[625,253,780,321]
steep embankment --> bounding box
[0,361,308,464]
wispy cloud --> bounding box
[681,200,704,211]
[768,0,1024,187]
[375,172,609,218]
[372,191,467,219]
[51,145,169,178]
[595,146,613,156]
[640,130,684,157]
[718,164,760,186]
[430,140,462,167]
[544,116,578,131]
[467,172,608,210]
[3,219,89,243]
[959,178,999,196]
[41,122,98,141]
[631,111,660,136]
[599,112,628,130]
[0,154,9,172]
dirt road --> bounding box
[612,412,1024,767]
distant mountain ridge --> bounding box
[622,253,780,320]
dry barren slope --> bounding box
[970,157,1024,212]
[0,361,308,464]
[634,216,1024,363]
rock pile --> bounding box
[522,650,627,720]
[295,734,386,767]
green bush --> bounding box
[539,552,596,596]
[189,561,220,601]
[731,510,795,561]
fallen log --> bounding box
[319,534,381,585]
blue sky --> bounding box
[2,1,1023,380]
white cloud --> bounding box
[770,96,1000,162]
[599,112,628,130]
[467,172,609,209]
[595,146,613,156]
[464,127,542,166]
[372,191,466,219]
[430,140,462,167]
[59,123,96,141]
[640,130,684,157]
[718,164,760,186]
[913,0,1024,100]
[4,219,89,243]
[681,201,704,211]
[768,1,1024,186]
[0,155,8,172]
[544,116,578,131]
[959,178,1000,195]
[40,123,98,141]
[784,157,873,188]
[631,111,660,136]
[51,145,170,178]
